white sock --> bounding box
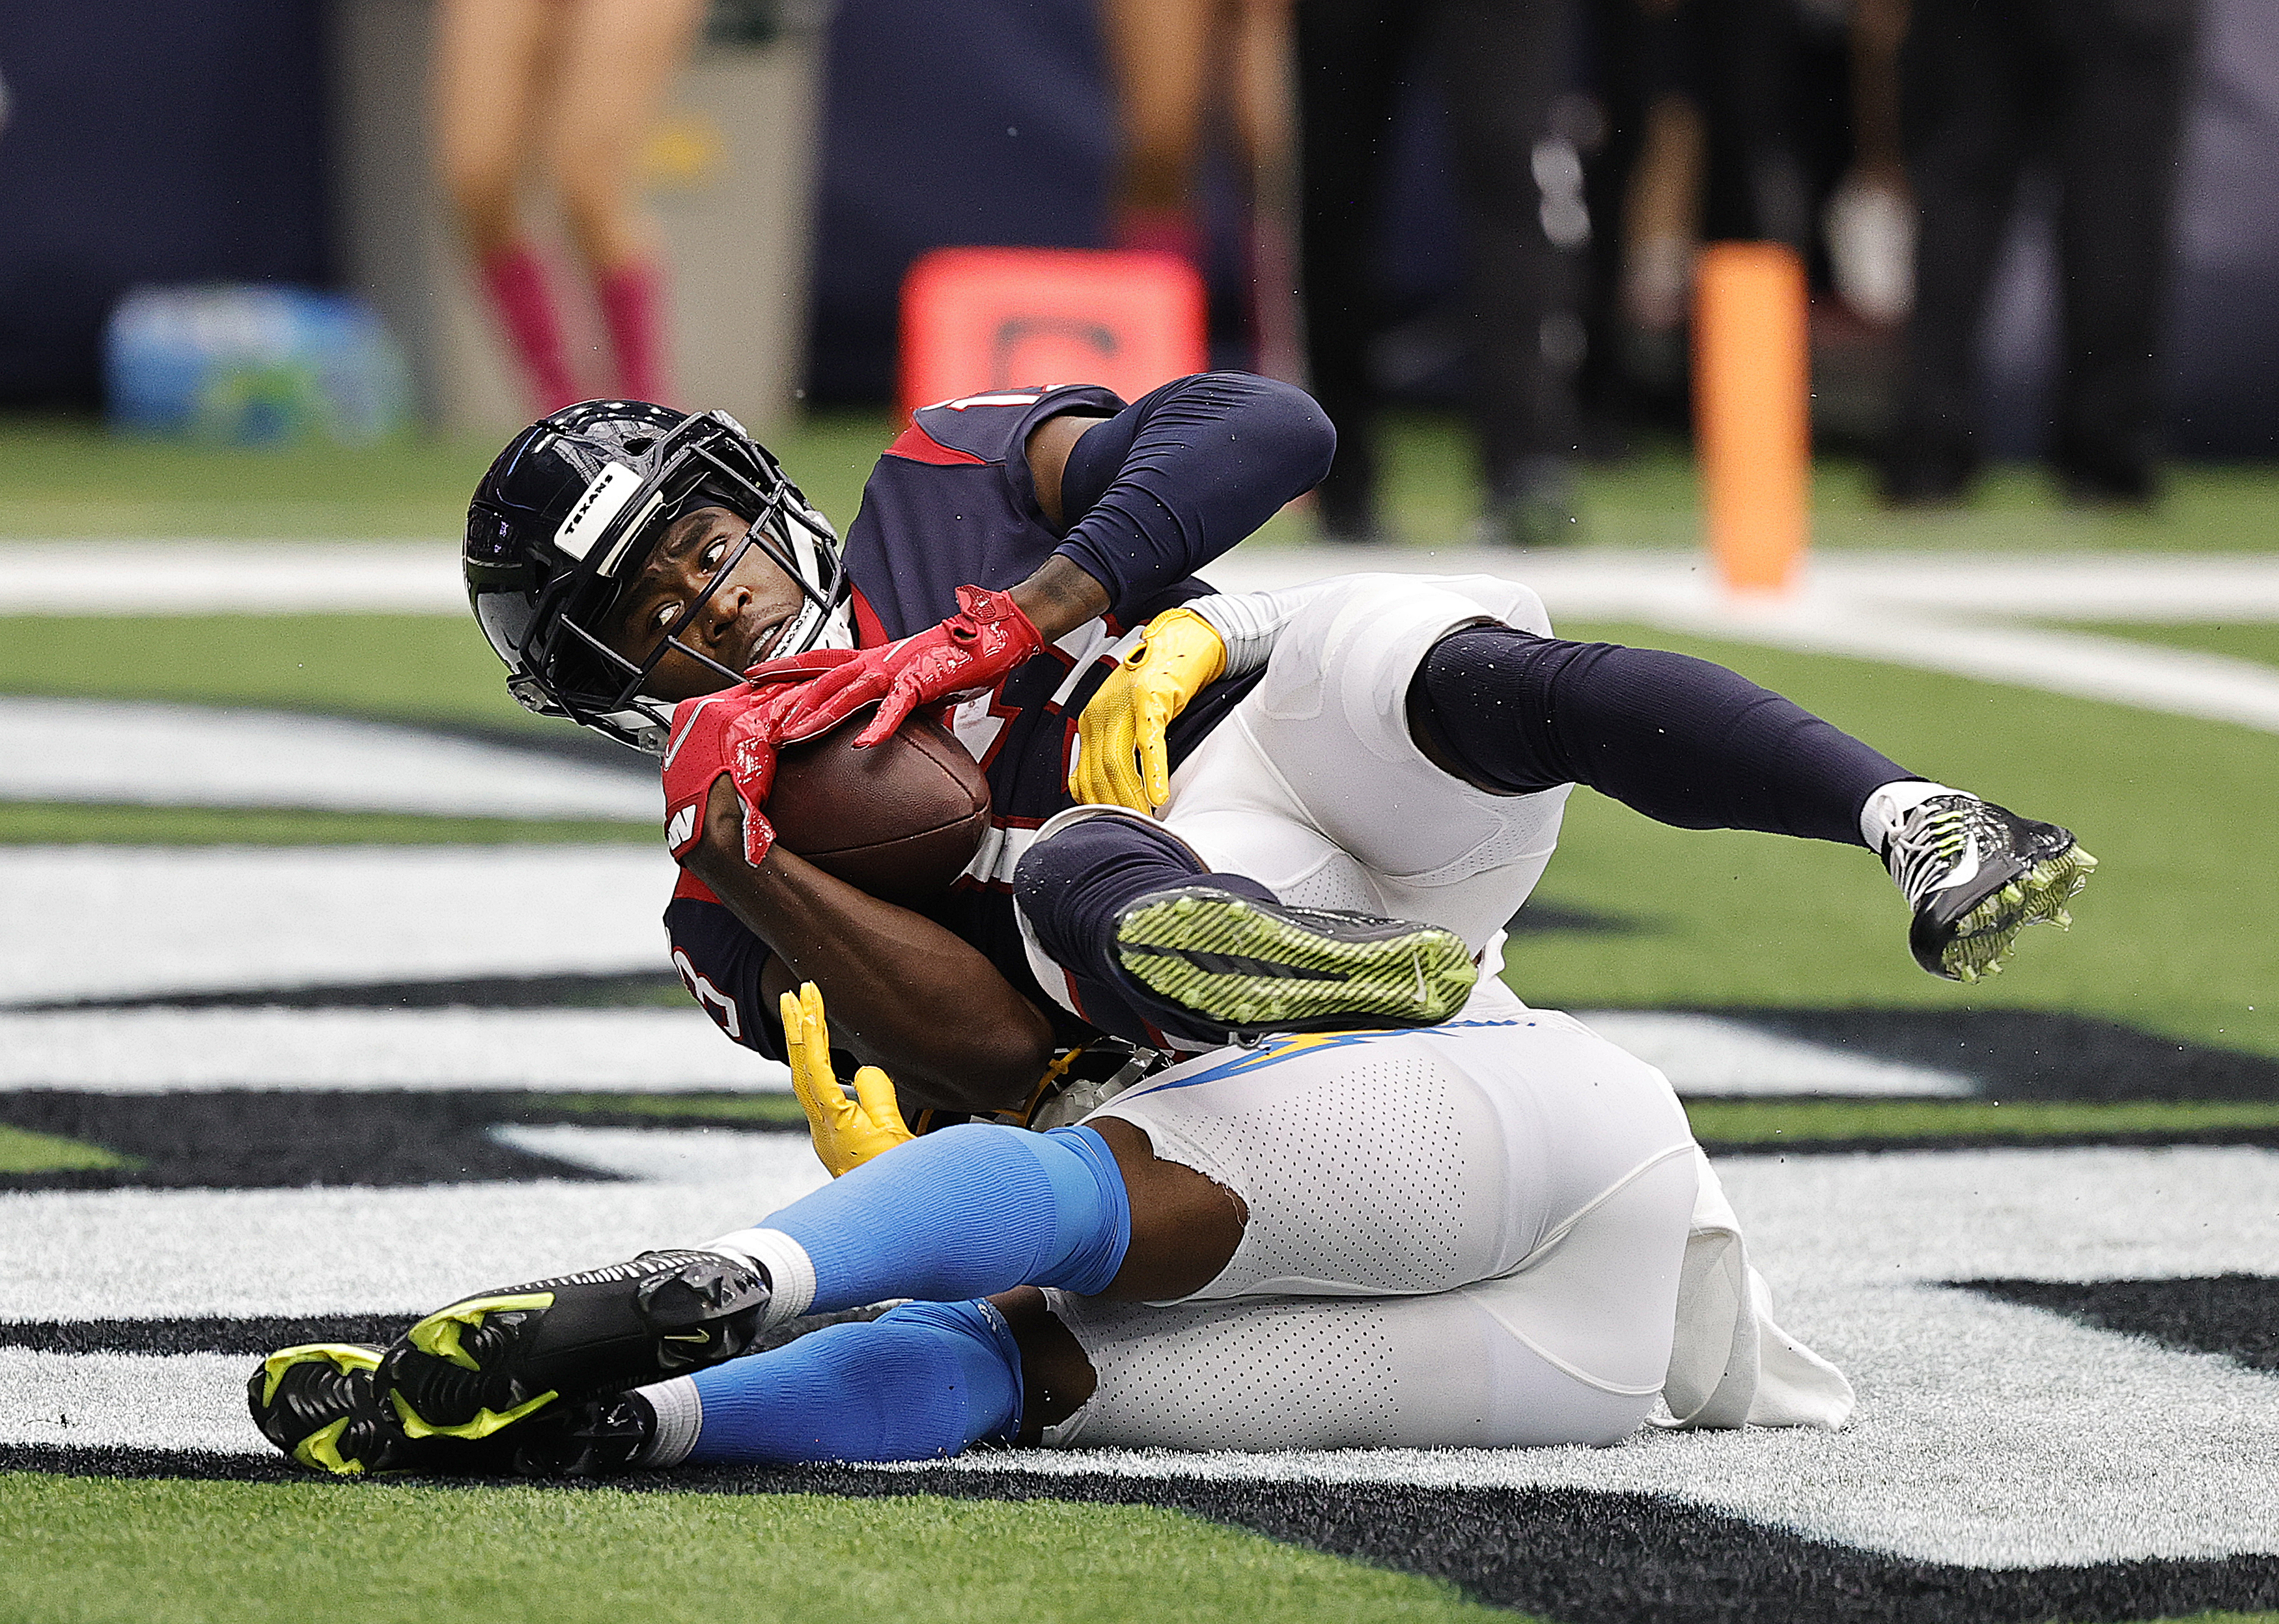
[1859,779,1963,854]
[705,1227,816,1326]
[634,1376,703,1468]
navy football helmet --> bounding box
[462,399,851,754]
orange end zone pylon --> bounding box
[899,247,1208,419]
[1694,242,1811,596]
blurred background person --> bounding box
[432,0,708,415]
[1879,0,2202,507]
[1097,0,1301,378]
[1298,0,1589,548]
[1820,0,1914,331]
[1580,0,1845,440]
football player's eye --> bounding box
[652,602,681,633]
[703,537,731,569]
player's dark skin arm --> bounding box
[685,776,1054,1111]
[1005,411,1113,637]
[641,415,1117,1107]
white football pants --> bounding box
[1018,572,1573,1016]
[1045,1009,1700,1450]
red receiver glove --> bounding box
[661,680,809,869]
[755,584,1044,749]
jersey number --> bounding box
[672,948,742,1040]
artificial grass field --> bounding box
[3,607,2271,1059]
[5,418,2277,1623]
[5,410,2276,553]
[0,1475,1505,1624]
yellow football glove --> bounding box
[1069,606,1227,812]
[780,981,914,1177]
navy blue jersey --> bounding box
[666,385,1259,1061]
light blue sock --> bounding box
[712,1123,1131,1321]
[682,1300,1022,1464]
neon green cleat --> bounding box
[249,1341,656,1478]
[1882,795,2097,983]
[1115,884,1479,1043]
[378,1250,768,1442]
[247,1343,528,1477]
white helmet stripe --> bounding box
[553,462,643,563]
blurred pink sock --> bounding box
[477,243,580,415]
[1112,205,1204,270]
[597,259,669,404]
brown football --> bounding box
[766,708,992,904]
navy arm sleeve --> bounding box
[1050,373,1335,615]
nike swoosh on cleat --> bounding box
[660,1332,709,1344]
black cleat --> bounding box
[1114,884,1478,1042]
[248,1343,524,1477]
[1883,794,2097,982]
[509,1392,657,1479]
[378,1249,768,1443]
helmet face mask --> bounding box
[464,401,852,754]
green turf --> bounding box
[0,614,564,734]
[0,1474,1512,1624]
[5,408,2269,552]
[0,803,650,846]
[1502,621,2279,1063]
[6,605,2274,1058]
[0,412,896,540]
[1793,459,2279,556]
[1685,1097,2279,1145]
[0,612,642,844]
[0,1125,140,1173]
[1369,421,2279,555]
[529,1091,811,1125]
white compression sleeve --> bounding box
[1182,581,1339,677]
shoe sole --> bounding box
[1117,891,1477,1036]
[387,1292,566,1442]
[249,1343,400,1476]
[384,1256,766,1442]
[1925,844,2099,983]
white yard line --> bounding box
[0,1136,826,1321]
[0,697,654,820]
[0,542,464,614]
[1212,548,2279,737]
[1204,546,2279,621]
[12,541,2279,622]
[5,1144,2278,1567]
[0,845,681,1005]
[6,541,2277,731]
[0,1004,1967,1100]
[2,1351,256,1455]
[0,1009,787,1092]
[1642,601,2279,736]
[1571,1011,1974,1097]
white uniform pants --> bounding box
[1161,572,1571,952]
[1019,572,1572,1015]
[1044,1010,1699,1450]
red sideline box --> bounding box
[900,247,1207,418]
